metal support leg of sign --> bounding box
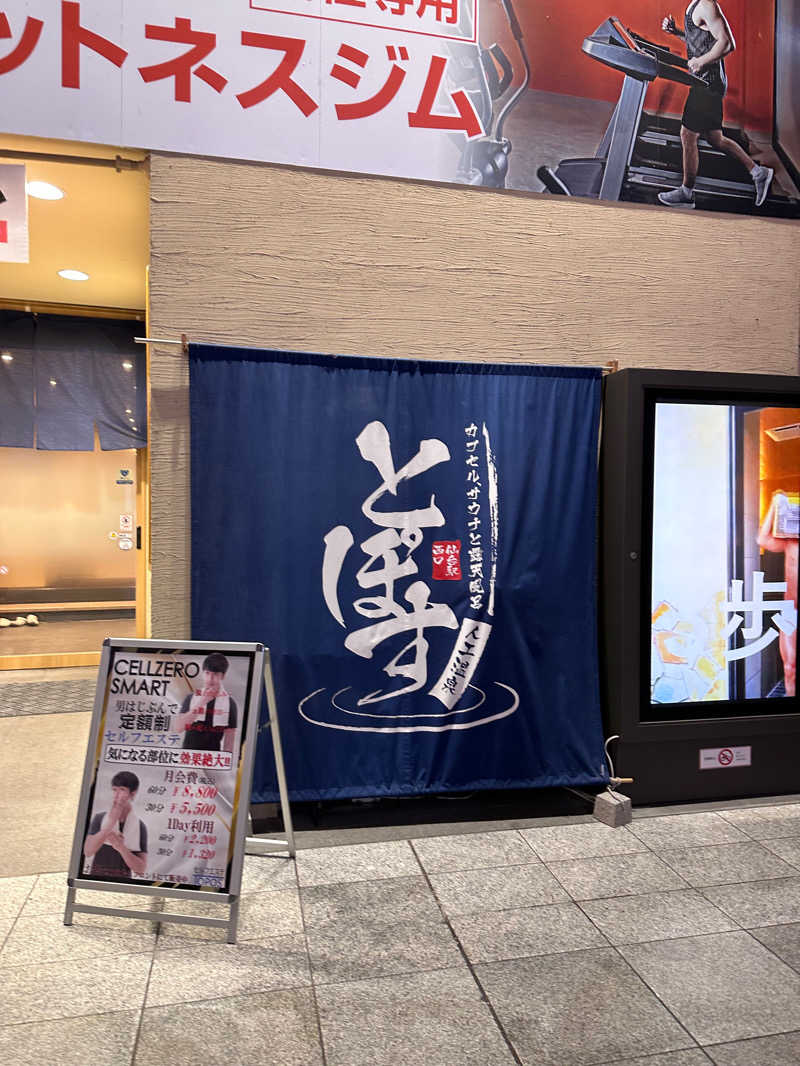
[245,649,296,859]
[63,638,281,945]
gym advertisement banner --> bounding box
[78,646,255,891]
[1,1,797,217]
[651,402,799,707]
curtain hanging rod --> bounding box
[134,336,619,374]
[134,334,188,354]
[0,149,145,171]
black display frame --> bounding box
[601,368,800,803]
[773,0,800,193]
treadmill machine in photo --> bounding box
[601,369,800,804]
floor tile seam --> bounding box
[703,1027,800,1054]
[543,851,692,884]
[656,870,800,890]
[0,707,92,719]
[0,941,160,971]
[577,885,741,904]
[152,925,308,951]
[0,1004,143,1033]
[569,883,732,903]
[761,844,800,870]
[735,831,800,842]
[542,853,694,899]
[572,897,639,952]
[0,875,39,948]
[738,926,800,978]
[589,925,755,950]
[618,927,767,948]
[0,946,157,974]
[0,914,17,954]
[411,826,534,850]
[627,834,753,858]
[573,888,739,947]
[144,973,315,1011]
[615,927,800,1035]
[529,847,648,863]
[695,884,794,929]
[571,898,707,1056]
[635,798,800,816]
[128,940,157,1066]
[419,857,547,877]
[303,911,455,934]
[137,983,320,1017]
[294,871,330,1066]
[717,804,800,818]
[699,873,800,889]
[656,838,797,856]
[750,918,800,934]
[434,895,578,918]
[594,1050,716,1066]
[408,839,524,1066]
[598,938,707,1055]
[513,826,542,863]
[461,934,632,967]
[431,883,741,918]
[630,811,758,841]
[714,814,780,839]
[308,958,483,991]
[699,1020,800,1050]
[298,870,423,891]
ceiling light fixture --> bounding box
[122,360,134,371]
[1,352,13,363]
[57,268,89,282]
[49,379,57,386]
[27,181,64,201]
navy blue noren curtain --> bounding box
[0,313,146,450]
[0,347,34,447]
[190,345,607,802]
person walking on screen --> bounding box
[658,2,773,209]
[175,652,238,753]
[83,771,148,879]
[758,493,798,697]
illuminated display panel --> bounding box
[646,400,799,717]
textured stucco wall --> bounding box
[148,154,800,637]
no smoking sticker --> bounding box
[699,745,752,770]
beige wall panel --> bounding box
[148,153,800,637]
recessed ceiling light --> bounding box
[128,417,135,423]
[58,269,89,282]
[27,181,64,201]
[1,352,13,363]
[49,379,57,386]
[122,361,134,371]
[125,408,132,414]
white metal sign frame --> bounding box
[64,637,294,944]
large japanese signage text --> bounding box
[1,0,483,181]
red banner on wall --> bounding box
[0,164,29,263]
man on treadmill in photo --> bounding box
[658,1,773,208]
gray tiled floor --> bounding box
[2,813,800,1064]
